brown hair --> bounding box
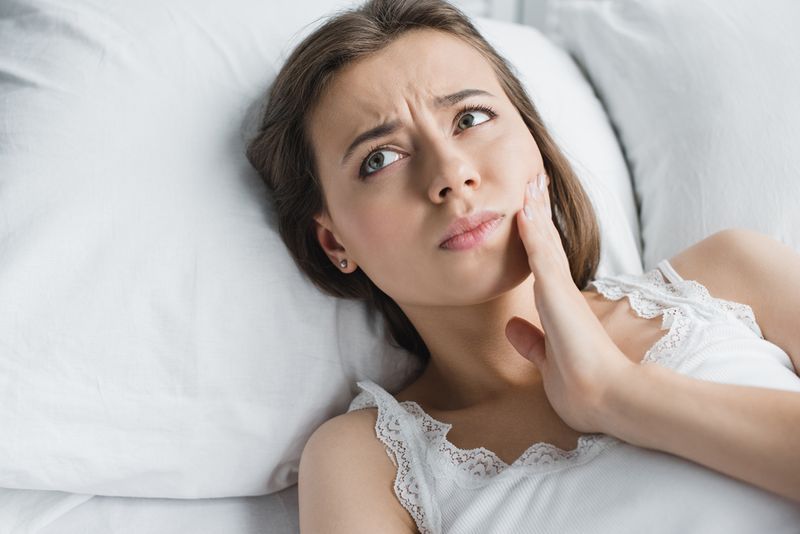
[245,0,601,365]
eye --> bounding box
[357,104,497,180]
[358,145,404,179]
[454,104,495,131]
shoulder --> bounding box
[302,408,381,453]
[299,408,418,533]
[666,228,758,296]
[667,228,800,372]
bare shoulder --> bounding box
[667,228,800,369]
[667,228,787,302]
[666,228,754,302]
[298,408,419,533]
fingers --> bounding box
[523,172,551,222]
[505,316,546,368]
[518,171,552,248]
[518,171,555,265]
[517,171,575,291]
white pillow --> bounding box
[547,0,800,269]
[0,0,640,499]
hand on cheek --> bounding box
[505,171,637,434]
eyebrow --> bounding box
[340,88,495,165]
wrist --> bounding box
[595,361,663,448]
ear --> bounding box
[313,213,356,271]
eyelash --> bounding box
[357,103,498,180]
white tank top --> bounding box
[347,259,800,534]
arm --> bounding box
[601,362,800,503]
[298,410,419,534]
[599,228,800,503]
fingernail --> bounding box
[527,180,538,198]
[524,204,534,220]
[538,173,546,191]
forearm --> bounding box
[600,362,800,503]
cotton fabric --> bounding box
[348,259,800,533]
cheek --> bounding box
[343,200,411,257]
[525,134,544,169]
[343,201,429,299]
[512,124,542,161]
[486,122,542,175]
[508,137,543,193]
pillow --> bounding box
[0,485,299,534]
[547,0,800,269]
[0,0,640,499]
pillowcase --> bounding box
[547,0,800,269]
[0,0,640,499]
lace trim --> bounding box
[657,259,763,338]
[349,387,436,534]
[709,293,763,338]
[345,260,764,529]
[590,270,689,369]
[349,391,380,412]
[350,386,619,481]
[589,262,764,368]
[402,401,616,479]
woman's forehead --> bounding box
[323,30,494,112]
[310,30,500,156]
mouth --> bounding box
[439,209,504,246]
[439,214,504,251]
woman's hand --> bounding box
[504,172,637,434]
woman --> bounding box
[245,0,800,532]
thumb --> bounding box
[505,316,546,368]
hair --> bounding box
[245,0,601,366]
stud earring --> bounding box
[339,259,348,269]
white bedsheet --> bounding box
[0,485,299,534]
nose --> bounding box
[426,141,481,204]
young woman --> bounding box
[245,0,800,532]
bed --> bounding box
[1,0,798,532]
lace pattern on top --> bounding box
[349,382,620,532]
[349,384,437,534]
[588,260,763,369]
[351,386,618,476]
[399,401,616,482]
[656,259,763,338]
[347,259,764,531]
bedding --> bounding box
[0,0,638,507]
[0,486,299,534]
[547,0,800,270]
[8,0,796,532]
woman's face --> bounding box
[310,28,546,307]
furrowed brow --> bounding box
[340,88,494,165]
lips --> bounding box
[439,209,503,248]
